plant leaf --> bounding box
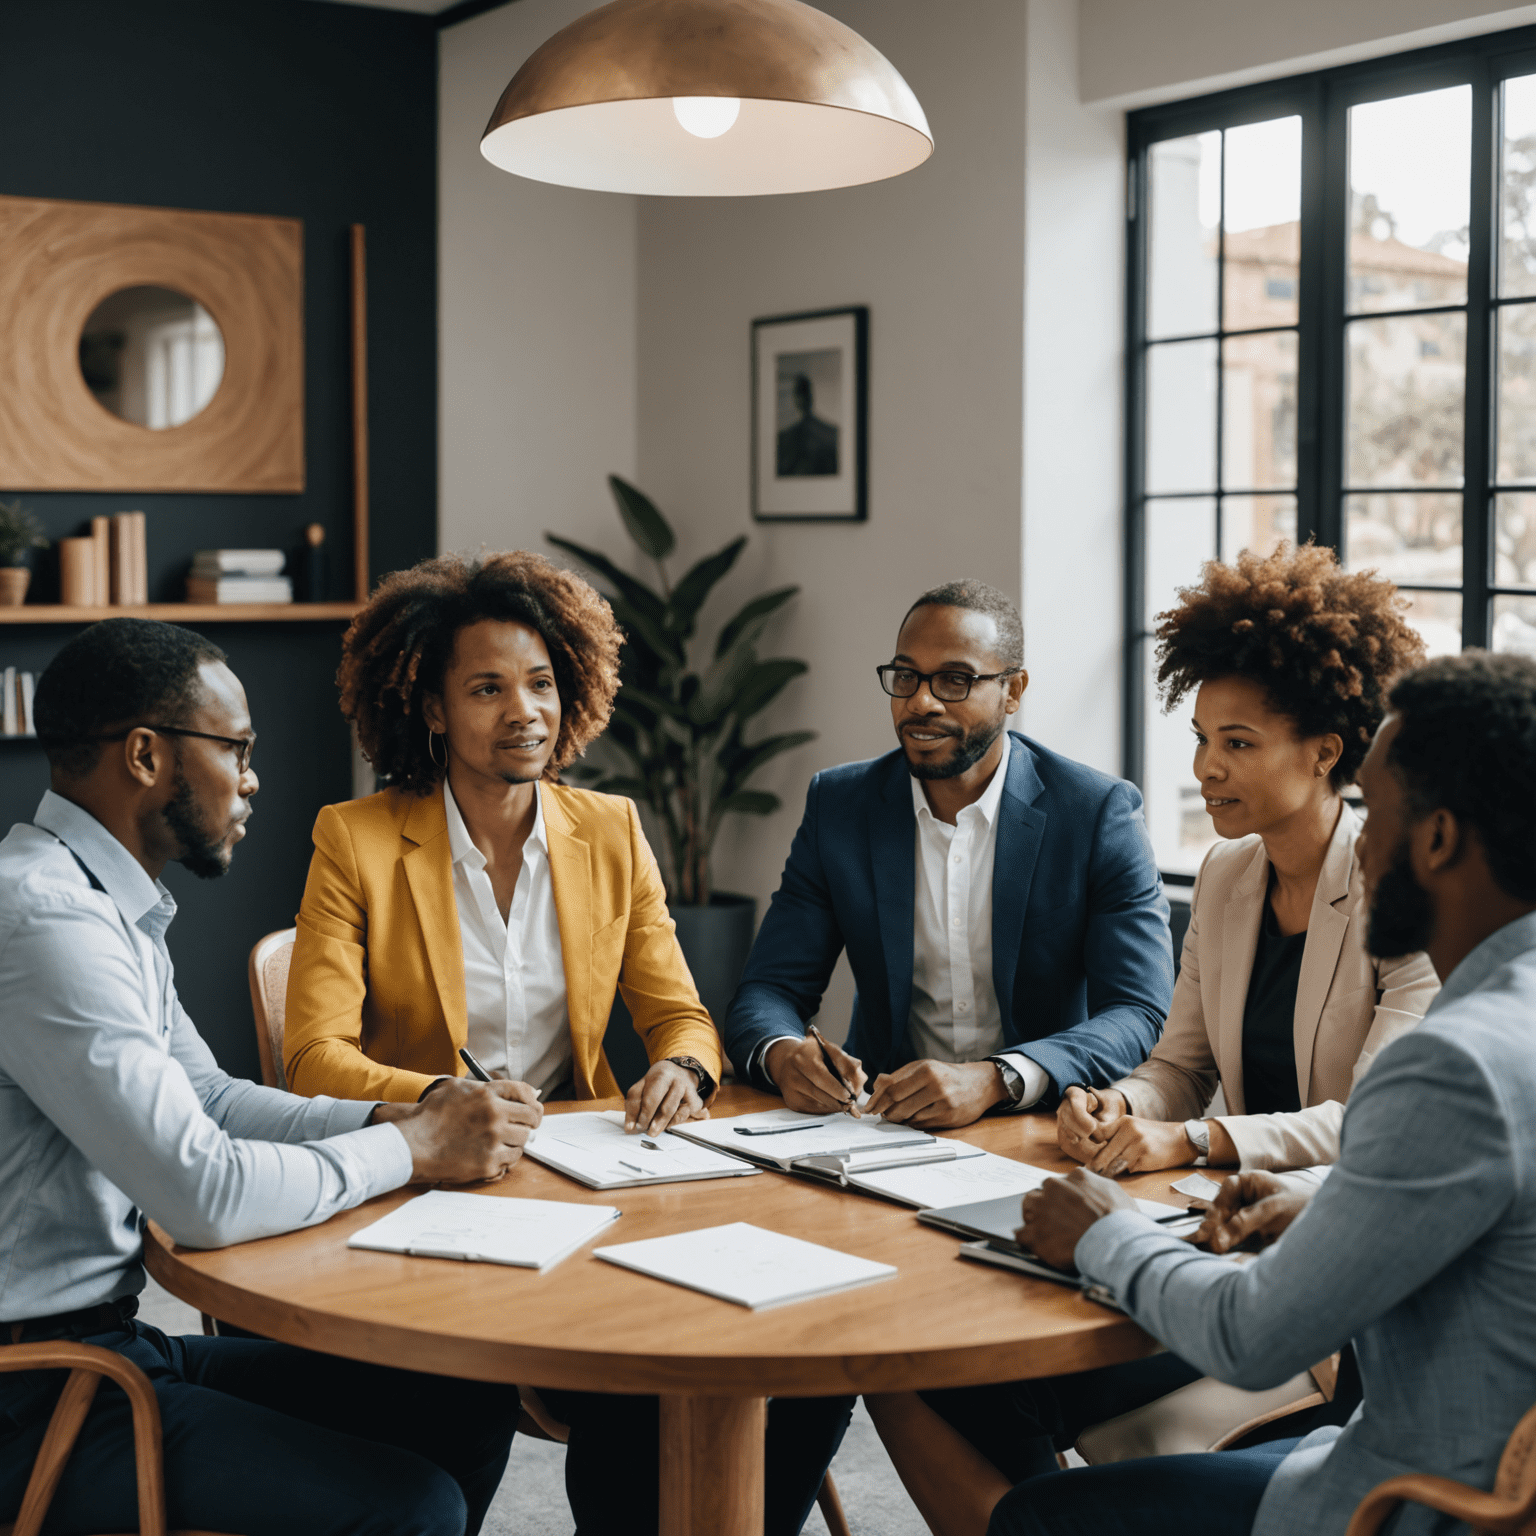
[665,537,746,639]
[608,475,676,560]
[589,775,650,799]
[606,592,684,668]
[716,730,817,798]
[688,640,759,728]
[715,790,781,817]
[730,658,808,722]
[714,585,799,659]
[546,533,668,625]
[621,682,689,721]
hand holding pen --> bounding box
[764,1028,867,1116]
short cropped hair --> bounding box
[1155,544,1425,788]
[902,579,1024,670]
[338,550,623,794]
[1387,651,1536,902]
[33,618,228,779]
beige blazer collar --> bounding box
[1216,802,1360,1113]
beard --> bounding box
[902,716,1006,781]
[164,765,235,880]
[1366,835,1435,960]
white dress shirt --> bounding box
[0,792,411,1320]
[908,734,1050,1106]
[443,779,572,1097]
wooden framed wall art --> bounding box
[0,194,304,493]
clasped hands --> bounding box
[1056,1085,1234,1177]
[1017,1166,1312,1269]
[765,1035,1007,1127]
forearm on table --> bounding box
[1215,1103,1343,1172]
[1113,1056,1215,1123]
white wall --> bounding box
[438,0,639,557]
[1080,0,1536,107]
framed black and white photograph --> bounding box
[751,305,867,522]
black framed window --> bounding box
[1126,24,1536,876]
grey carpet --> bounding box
[137,1276,932,1535]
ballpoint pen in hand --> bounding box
[807,1024,861,1116]
[459,1046,492,1082]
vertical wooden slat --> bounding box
[351,223,370,606]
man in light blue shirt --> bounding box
[994,651,1536,1536]
[0,618,541,1536]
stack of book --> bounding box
[57,512,148,607]
[2,668,38,737]
[186,550,292,605]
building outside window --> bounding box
[1126,25,1536,876]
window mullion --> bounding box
[1463,60,1497,648]
[1122,141,1151,787]
[1314,78,1350,553]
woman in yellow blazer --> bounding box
[285,550,721,1131]
[284,549,849,1536]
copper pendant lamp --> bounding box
[479,0,933,197]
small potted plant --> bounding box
[0,499,48,606]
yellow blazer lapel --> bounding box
[1219,841,1269,1116]
[400,786,468,1052]
[543,786,599,1088]
[1292,804,1357,1104]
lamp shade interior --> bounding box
[481,96,932,197]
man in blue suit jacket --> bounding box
[725,579,1173,1127]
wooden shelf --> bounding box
[0,602,361,625]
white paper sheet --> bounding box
[525,1111,761,1189]
[1171,1172,1225,1203]
[347,1190,619,1271]
[848,1148,1050,1208]
[670,1106,934,1170]
[594,1221,897,1310]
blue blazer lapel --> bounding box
[870,753,916,1059]
[992,734,1047,1034]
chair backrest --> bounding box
[248,928,296,1092]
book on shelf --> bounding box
[19,671,34,736]
[2,668,14,736]
[90,516,110,607]
[186,574,294,605]
[0,669,34,736]
[191,549,289,578]
[110,513,147,606]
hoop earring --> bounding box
[426,728,445,768]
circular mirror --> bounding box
[79,286,226,429]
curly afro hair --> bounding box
[1154,543,1426,787]
[338,550,623,795]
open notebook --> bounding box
[347,1191,620,1272]
[669,1105,938,1173]
[594,1221,897,1310]
[525,1111,762,1190]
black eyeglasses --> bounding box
[876,665,1020,703]
[89,725,256,772]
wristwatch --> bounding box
[1183,1118,1211,1157]
[992,1057,1026,1108]
[667,1056,717,1099]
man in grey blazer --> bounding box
[992,650,1536,1536]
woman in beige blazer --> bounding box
[871,547,1440,1536]
[1058,547,1440,1179]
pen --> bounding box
[807,1023,860,1113]
[459,1046,492,1082]
[618,1159,647,1175]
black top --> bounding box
[1240,896,1306,1116]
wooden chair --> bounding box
[246,927,296,1093]
[0,1339,233,1536]
[1346,1402,1536,1536]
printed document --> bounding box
[594,1221,898,1310]
[348,1191,620,1272]
[670,1106,934,1171]
[525,1111,762,1190]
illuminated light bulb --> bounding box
[672,96,741,139]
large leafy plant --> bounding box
[549,477,815,906]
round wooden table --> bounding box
[145,1085,1183,1536]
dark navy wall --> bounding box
[0,0,438,1077]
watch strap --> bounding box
[1183,1118,1211,1157]
[667,1055,717,1098]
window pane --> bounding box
[1346,313,1466,487]
[1222,495,1297,559]
[1222,330,1298,490]
[1345,492,1463,583]
[1147,339,1218,493]
[1142,652,1217,877]
[1498,301,1536,481]
[1149,132,1220,339]
[1146,497,1215,627]
[1496,491,1536,586]
[1501,74,1536,298]
[1223,116,1302,330]
[1400,588,1463,656]
[1348,85,1470,314]
[1493,592,1536,654]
